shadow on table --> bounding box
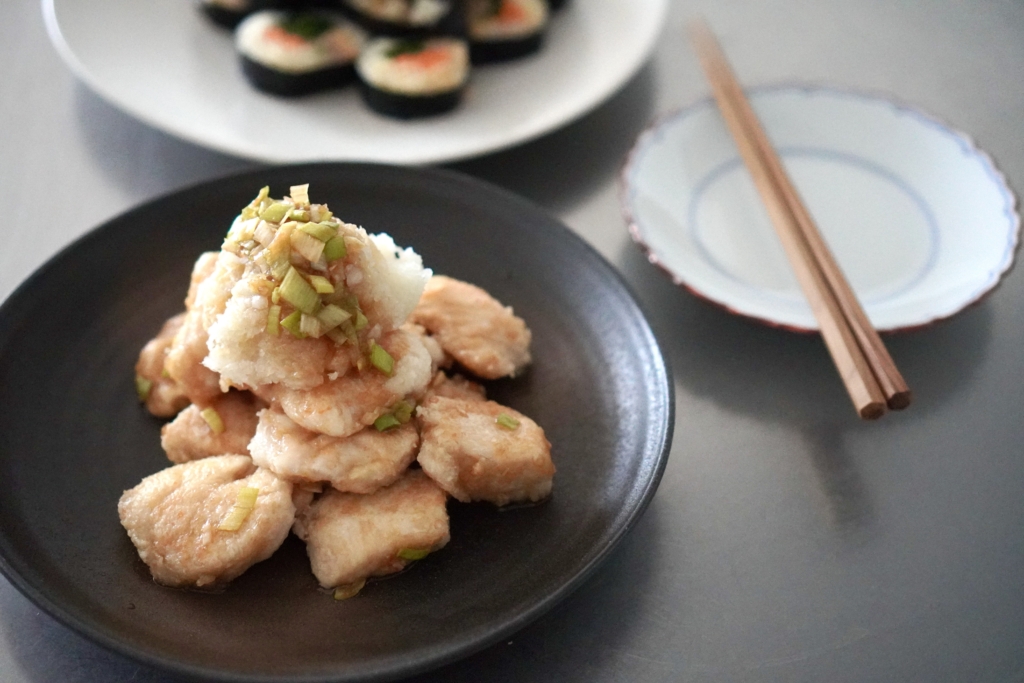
[449,63,657,214]
[0,501,666,683]
[73,84,258,202]
[618,242,993,535]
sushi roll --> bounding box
[465,0,548,64]
[236,10,366,97]
[356,37,470,118]
[339,0,465,37]
[199,0,259,29]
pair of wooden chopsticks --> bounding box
[688,20,911,420]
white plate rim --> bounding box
[620,83,1022,334]
[42,0,668,165]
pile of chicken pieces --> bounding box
[120,186,555,596]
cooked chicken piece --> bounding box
[402,322,451,371]
[184,251,219,311]
[422,371,486,403]
[258,327,433,438]
[166,251,244,405]
[295,470,449,589]
[249,408,419,494]
[417,396,554,506]
[160,391,264,464]
[135,314,190,418]
[118,455,295,588]
[410,275,531,379]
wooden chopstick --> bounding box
[689,19,911,418]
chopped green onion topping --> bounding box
[266,305,281,336]
[280,267,321,314]
[271,286,281,304]
[289,209,311,223]
[299,221,337,242]
[323,235,347,262]
[300,313,324,338]
[496,414,520,430]
[280,310,305,338]
[290,229,326,263]
[260,202,289,224]
[290,183,310,207]
[218,486,259,532]
[374,413,402,431]
[201,407,225,434]
[270,256,291,282]
[325,328,347,345]
[354,309,369,331]
[369,342,395,375]
[135,375,153,402]
[393,400,414,424]
[317,304,351,331]
[318,209,334,222]
[397,548,430,561]
[333,578,365,600]
[309,275,335,294]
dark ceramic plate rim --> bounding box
[0,163,674,682]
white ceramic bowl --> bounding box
[622,86,1020,332]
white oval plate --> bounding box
[43,0,666,165]
[622,86,1020,332]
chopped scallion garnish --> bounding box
[299,221,337,242]
[369,342,395,375]
[218,486,259,532]
[354,309,368,331]
[266,305,281,336]
[496,414,520,430]
[317,304,351,331]
[280,310,305,338]
[397,548,430,561]
[300,313,324,338]
[290,229,326,263]
[393,400,414,423]
[280,267,321,314]
[333,578,365,600]
[308,275,335,294]
[290,183,310,207]
[260,201,289,224]
[374,413,401,431]
[201,407,225,434]
[323,235,347,262]
[135,375,153,402]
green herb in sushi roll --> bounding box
[466,0,548,64]
[236,11,367,97]
[340,0,465,38]
[357,37,470,118]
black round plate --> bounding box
[0,163,672,682]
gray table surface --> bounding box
[3,0,1024,681]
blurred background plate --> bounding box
[623,86,1021,332]
[43,0,667,164]
[0,163,672,682]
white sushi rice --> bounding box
[236,11,365,73]
[344,0,450,25]
[357,38,469,95]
